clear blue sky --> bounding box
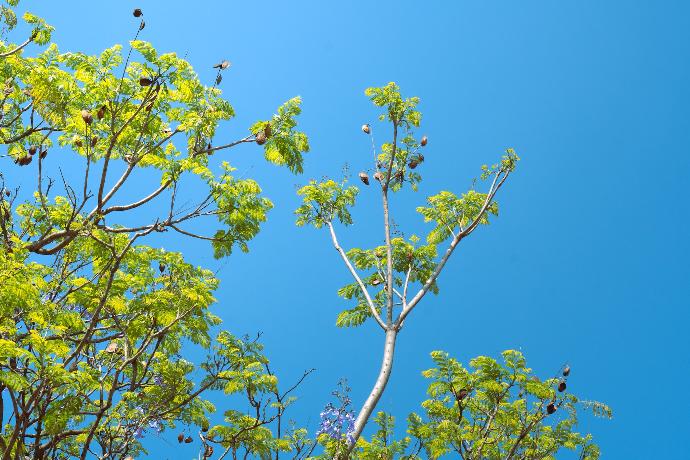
[10,1,690,458]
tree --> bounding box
[0,4,312,459]
[314,351,610,459]
[296,83,608,458]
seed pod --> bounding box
[105,341,119,353]
[4,189,10,197]
[420,135,428,147]
[19,155,32,166]
[159,263,165,273]
[255,132,267,145]
[546,403,557,414]
[558,381,566,392]
[177,433,184,443]
[39,149,48,160]
[97,105,106,120]
[213,60,231,70]
[75,139,83,148]
[139,77,153,87]
[359,172,370,185]
[361,124,370,134]
[184,436,193,444]
[28,145,37,155]
[408,160,418,169]
[563,365,570,377]
[81,109,93,125]
[263,123,272,138]
[373,172,384,182]
[457,388,469,400]
[133,8,143,17]
[91,136,98,147]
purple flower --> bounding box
[317,403,355,441]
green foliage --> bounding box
[251,96,310,173]
[295,178,359,228]
[0,4,310,459]
[403,350,610,460]
[365,82,421,128]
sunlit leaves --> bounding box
[252,96,309,173]
[417,190,498,244]
[406,350,608,460]
[208,162,273,258]
[295,178,358,228]
[365,82,421,128]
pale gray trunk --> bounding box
[350,328,398,445]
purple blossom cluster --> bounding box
[132,405,164,438]
[316,403,355,444]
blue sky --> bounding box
[9,1,690,458]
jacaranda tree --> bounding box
[297,83,610,459]
[0,2,610,459]
[0,3,314,459]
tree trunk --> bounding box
[349,328,398,451]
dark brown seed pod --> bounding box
[28,146,37,155]
[91,136,98,147]
[546,403,557,414]
[184,436,193,444]
[563,365,570,377]
[39,149,47,160]
[359,172,370,185]
[177,433,184,443]
[558,381,567,392]
[4,189,10,197]
[97,105,106,120]
[75,139,83,148]
[420,135,428,147]
[159,263,165,273]
[213,60,230,70]
[255,132,267,145]
[139,77,153,87]
[457,388,469,400]
[133,8,143,17]
[20,155,32,166]
[373,172,384,182]
[408,160,418,169]
[81,109,93,125]
[361,124,370,134]
[263,123,272,138]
